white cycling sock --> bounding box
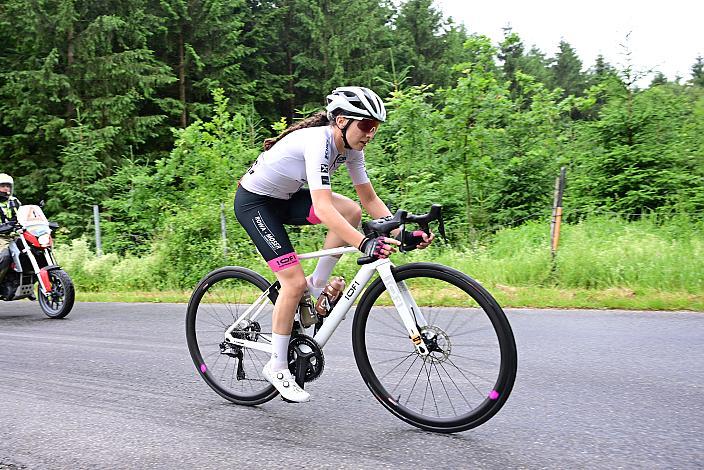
[308,255,341,297]
[270,332,290,371]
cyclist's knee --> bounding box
[348,203,362,227]
[276,269,307,296]
[341,200,362,226]
[332,193,361,225]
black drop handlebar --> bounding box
[357,204,447,265]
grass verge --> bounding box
[75,286,703,311]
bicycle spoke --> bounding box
[446,352,500,367]
[432,361,458,416]
[443,356,493,398]
[377,352,417,381]
[436,360,476,410]
[364,330,408,340]
[448,324,494,338]
[390,353,422,397]
[421,358,440,417]
[368,309,407,335]
[365,346,414,355]
[404,360,427,407]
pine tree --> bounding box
[498,29,525,96]
[237,0,295,122]
[393,0,446,87]
[650,72,668,87]
[147,0,252,127]
[587,54,619,87]
[691,56,704,87]
[390,0,467,90]
[0,0,174,222]
[498,29,556,103]
[551,40,586,98]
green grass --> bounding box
[64,214,704,311]
[75,286,703,311]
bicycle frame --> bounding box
[225,246,431,356]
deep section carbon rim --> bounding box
[353,264,517,432]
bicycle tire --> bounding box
[186,266,279,405]
[352,262,517,433]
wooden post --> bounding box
[550,167,566,257]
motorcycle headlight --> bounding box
[38,234,52,247]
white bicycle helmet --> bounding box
[326,86,387,122]
[0,173,13,199]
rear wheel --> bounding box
[352,263,517,433]
[186,267,279,405]
[39,269,75,319]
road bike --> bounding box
[186,205,517,433]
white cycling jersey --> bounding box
[239,126,369,200]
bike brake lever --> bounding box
[437,211,447,241]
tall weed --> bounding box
[54,216,703,295]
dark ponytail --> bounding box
[263,111,331,151]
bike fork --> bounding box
[376,262,430,357]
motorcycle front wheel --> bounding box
[38,269,75,319]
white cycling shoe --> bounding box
[262,362,310,403]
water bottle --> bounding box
[314,276,346,317]
[298,291,317,327]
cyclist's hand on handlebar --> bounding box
[396,229,435,250]
[359,235,401,259]
[0,222,14,234]
[416,231,434,249]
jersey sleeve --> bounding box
[346,152,370,186]
[304,137,333,191]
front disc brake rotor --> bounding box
[420,325,451,363]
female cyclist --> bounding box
[234,86,433,402]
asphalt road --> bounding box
[0,302,702,469]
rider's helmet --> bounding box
[0,173,13,202]
[326,86,387,122]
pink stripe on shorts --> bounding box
[306,206,321,224]
[267,252,300,271]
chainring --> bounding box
[288,334,325,383]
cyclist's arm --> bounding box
[355,182,434,248]
[310,188,366,248]
[354,182,392,219]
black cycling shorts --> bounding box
[234,185,321,272]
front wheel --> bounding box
[39,269,75,319]
[352,263,517,433]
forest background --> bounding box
[1,0,702,309]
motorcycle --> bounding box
[0,203,75,318]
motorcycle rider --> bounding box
[0,173,21,284]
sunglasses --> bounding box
[356,119,380,133]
